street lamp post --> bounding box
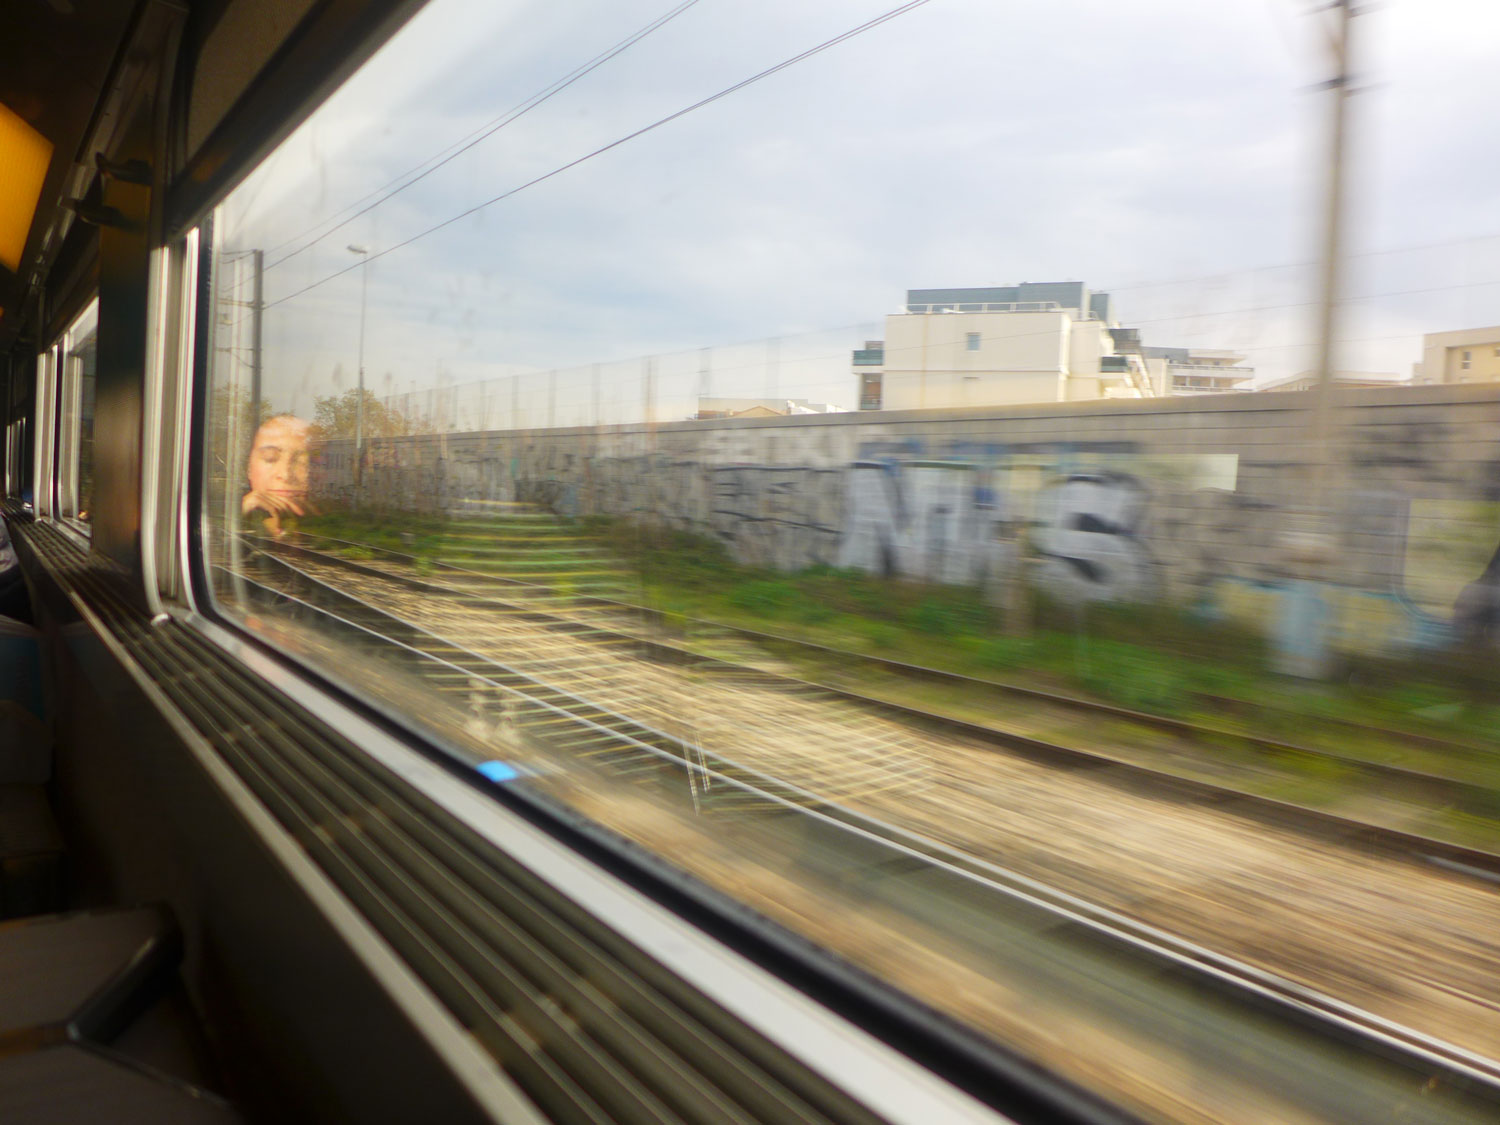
[348,244,370,494]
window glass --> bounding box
[199,2,1500,1121]
[57,299,98,527]
[6,418,26,502]
[32,349,55,515]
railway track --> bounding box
[279,527,1500,768]
[279,528,1500,757]
[260,532,1500,883]
[221,546,1500,1125]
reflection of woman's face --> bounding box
[247,417,310,497]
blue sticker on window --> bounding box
[477,760,521,783]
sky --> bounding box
[210,0,1500,421]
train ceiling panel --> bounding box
[0,0,139,348]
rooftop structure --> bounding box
[904,281,1113,323]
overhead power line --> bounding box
[1104,227,1500,296]
[258,0,706,274]
[264,0,938,313]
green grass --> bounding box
[273,506,1500,835]
[591,519,1500,748]
[577,518,1267,718]
[293,509,1500,755]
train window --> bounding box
[5,418,25,502]
[32,347,57,519]
[196,2,1500,1121]
[56,298,98,530]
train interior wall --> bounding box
[5,519,499,1122]
[0,1,492,1116]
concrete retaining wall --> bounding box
[311,386,1500,661]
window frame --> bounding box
[55,296,100,533]
[140,230,205,613]
[32,347,59,518]
[5,416,25,502]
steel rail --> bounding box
[258,535,1500,882]
[277,529,1500,765]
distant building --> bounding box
[1257,370,1408,393]
[695,397,841,419]
[1413,326,1500,385]
[853,282,1252,410]
[1139,346,1256,395]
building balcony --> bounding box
[1168,363,1254,379]
[853,349,884,366]
[1167,363,1254,394]
[1171,378,1253,393]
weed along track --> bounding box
[265,529,1500,863]
[282,514,1500,783]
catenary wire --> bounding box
[257,0,705,274]
[260,0,938,314]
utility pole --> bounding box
[249,249,263,420]
[1308,0,1356,515]
[697,347,711,416]
[765,337,778,405]
[1279,0,1360,678]
[347,245,370,493]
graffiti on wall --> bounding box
[1031,472,1155,603]
[1454,541,1500,646]
[710,465,842,571]
[310,412,1500,654]
[836,460,1010,586]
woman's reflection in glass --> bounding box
[242,414,314,537]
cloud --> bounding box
[208,0,1500,414]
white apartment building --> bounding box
[1139,346,1256,395]
[854,283,1252,410]
[1412,326,1500,385]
